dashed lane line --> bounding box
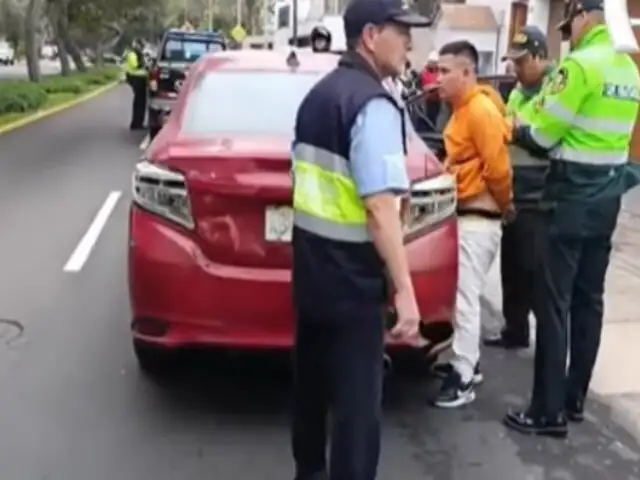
[63,191,122,273]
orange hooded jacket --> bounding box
[443,84,513,213]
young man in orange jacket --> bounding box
[431,40,514,408]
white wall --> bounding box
[465,0,510,73]
[527,0,550,34]
[433,28,498,73]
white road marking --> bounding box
[139,134,150,151]
[63,191,122,273]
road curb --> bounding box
[0,81,120,136]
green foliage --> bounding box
[0,83,48,114]
[0,68,119,115]
[0,0,24,50]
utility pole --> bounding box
[208,0,213,30]
[292,0,298,46]
[236,0,242,25]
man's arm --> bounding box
[513,59,589,153]
[349,98,413,295]
[468,98,513,212]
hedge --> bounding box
[0,67,119,116]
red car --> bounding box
[128,49,458,374]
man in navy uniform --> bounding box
[290,0,433,478]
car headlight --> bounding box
[404,173,457,237]
[132,161,194,229]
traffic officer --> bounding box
[504,0,640,437]
[484,26,555,350]
[125,38,148,131]
[290,0,431,478]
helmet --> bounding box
[310,26,332,53]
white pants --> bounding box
[450,216,502,383]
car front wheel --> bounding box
[133,340,175,377]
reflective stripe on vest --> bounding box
[292,142,371,243]
[508,76,554,167]
[530,27,639,167]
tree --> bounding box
[23,0,41,81]
[0,0,26,54]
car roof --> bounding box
[197,49,339,73]
[165,29,225,39]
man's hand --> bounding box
[391,289,421,343]
[503,203,517,225]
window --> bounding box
[277,5,290,28]
[181,71,323,136]
[161,35,225,62]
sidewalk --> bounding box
[481,206,640,443]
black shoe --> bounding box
[431,362,483,385]
[483,333,529,349]
[565,397,585,423]
[432,368,476,408]
[503,408,568,438]
[129,124,145,131]
[294,472,328,480]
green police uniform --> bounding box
[125,44,148,130]
[490,66,555,349]
[506,20,640,436]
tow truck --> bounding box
[147,28,227,139]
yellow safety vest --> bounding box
[292,142,370,242]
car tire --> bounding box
[149,125,161,140]
[133,340,175,377]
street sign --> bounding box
[230,24,247,43]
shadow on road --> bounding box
[135,344,640,479]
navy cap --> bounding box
[501,25,548,61]
[343,0,432,40]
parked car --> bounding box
[0,42,15,65]
[129,49,458,375]
[147,28,226,140]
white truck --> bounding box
[0,41,15,66]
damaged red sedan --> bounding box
[128,50,458,374]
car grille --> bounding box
[405,173,457,237]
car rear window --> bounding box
[181,71,323,136]
[161,35,225,62]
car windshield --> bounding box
[181,71,323,136]
[161,35,225,62]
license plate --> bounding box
[265,206,293,242]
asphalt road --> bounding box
[0,86,639,480]
[0,59,68,80]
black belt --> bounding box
[457,208,502,220]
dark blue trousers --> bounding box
[531,201,618,416]
[291,304,384,480]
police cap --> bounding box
[556,0,604,34]
[502,25,548,61]
[343,0,431,42]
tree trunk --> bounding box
[48,0,72,75]
[63,38,86,72]
[24,0,41,82]
[55,35,72,75]
[51,0,86,72]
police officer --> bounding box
[125,38,148,131]
[504,0,640,437]
[484,26,555,350]
[290,0,431,477]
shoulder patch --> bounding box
[548,67,568,94]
